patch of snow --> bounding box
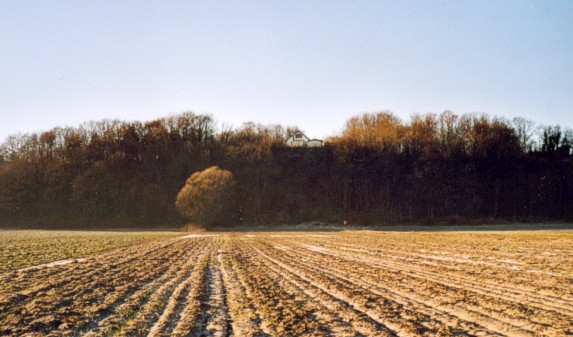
[526,269,560,277]
[269,234,332,238]
[301,244,330,253]
[497,258,524,265]
[180,234,220,239]
[339,247,366,253]
[18,258,86,271]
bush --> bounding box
[175,166,236,229]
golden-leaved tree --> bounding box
[175,166,236,229]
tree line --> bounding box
[1,110,572,228]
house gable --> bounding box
[286,131,322,147]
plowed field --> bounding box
[1,229,572,336]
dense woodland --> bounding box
[1,111,572,228]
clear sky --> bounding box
[1,0,572,142]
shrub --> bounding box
[175,166,236,229]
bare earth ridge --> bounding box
[0,229,571,336]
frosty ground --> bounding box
[0,227,571,336]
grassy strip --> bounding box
[0,230,180,272]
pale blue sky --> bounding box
[1,0,572,142]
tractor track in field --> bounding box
[1,231,572,337]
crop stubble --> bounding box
[0,230,571,336]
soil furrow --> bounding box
[0,238,186,312]
[320,244,573,332]
[230,242,351,336]
[219,251,271,336]
[116,240,208,336]
[253,243,480,337]
[242,243,390,336]
[79,242,202,336]
[193,250,233,337]
[314,241,573,312]
[220,242,274,336]
[283,241,563,336]
[148,245,211,337]
[1,231,571,337]
[0,239,193,336]
[170,244,213,337]
[265,243,494,336]
[313,238,573,296]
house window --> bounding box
[295,133,302,139]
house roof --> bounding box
[286,131,323,144]
[288,130,311,139]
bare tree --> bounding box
[339,111,402,150]
[512,117,536,152]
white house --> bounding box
[286,131,323,147]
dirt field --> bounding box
[0,229,572,336]
[0,230,180,273]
